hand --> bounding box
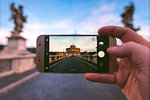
[85,26,150,100]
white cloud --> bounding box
[21,18,72,47]
[91,2,116,14]
[137,26,150,41]
[51,19,71,29]
[75,3,121,33]
[0,27,11,45]
[24,18,71,31]
[25,23,48,31]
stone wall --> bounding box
[0,59,11,72]
[0,54,36,73]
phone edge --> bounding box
[109,36,117,74]
[36,35,45,72]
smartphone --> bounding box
[36,35,117,73]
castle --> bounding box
[66,45,80,56]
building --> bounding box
[66,45,80,56]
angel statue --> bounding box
[121,2,140,32]
[10,3,27,36]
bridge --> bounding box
[0,53,127,100]
[49,55,97,73]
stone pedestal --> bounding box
[1,35,30,54]
[8,36,26,51]
[0,35,36,75]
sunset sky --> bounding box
[0,0,149,47]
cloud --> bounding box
[24,18,71,31]
[25,23,48,31]
[137,26,150,41]
[21,18,72,47]
[0,27,11,45]
[51,19,71,29]
[91,2,116,14]
[75,3,121,33]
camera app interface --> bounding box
[48,36,98,73]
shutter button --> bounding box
[98,51,105,58]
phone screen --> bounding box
[44,35,109,73]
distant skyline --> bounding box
[0,0,149,47]
[49,36,97,52]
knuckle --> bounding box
[124,27,133,32]
[123,41,136,47]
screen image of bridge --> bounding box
[49,36,97,73]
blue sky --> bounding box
[49,36,97,52]
[0,0,149,47]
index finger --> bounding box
[98,26,149,47]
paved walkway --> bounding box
[0,69,36,89]
[50,56,97,73]
[0,73,127,100]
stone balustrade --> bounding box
[0,54,36,73]
[49,55,97,64]
[77,55,97,64]
[49,55,67,63]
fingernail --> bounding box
[85,73,93,77]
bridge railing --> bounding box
[49,55,67,63]
[49,55,97,64]
[0,54,36,73]
[77,55,97,64]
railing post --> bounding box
[49,57,52,63]
[54,56,57,61]
[93,56,97,64]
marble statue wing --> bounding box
[10,3,15,20]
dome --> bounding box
[70,45,76,48]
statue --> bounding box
[10,3,27,36]
[121,2,140,32]
[0,2,35,74]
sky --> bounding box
[49,36,97,52]
[0,0,149,47]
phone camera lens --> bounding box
[39,44,41,46]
